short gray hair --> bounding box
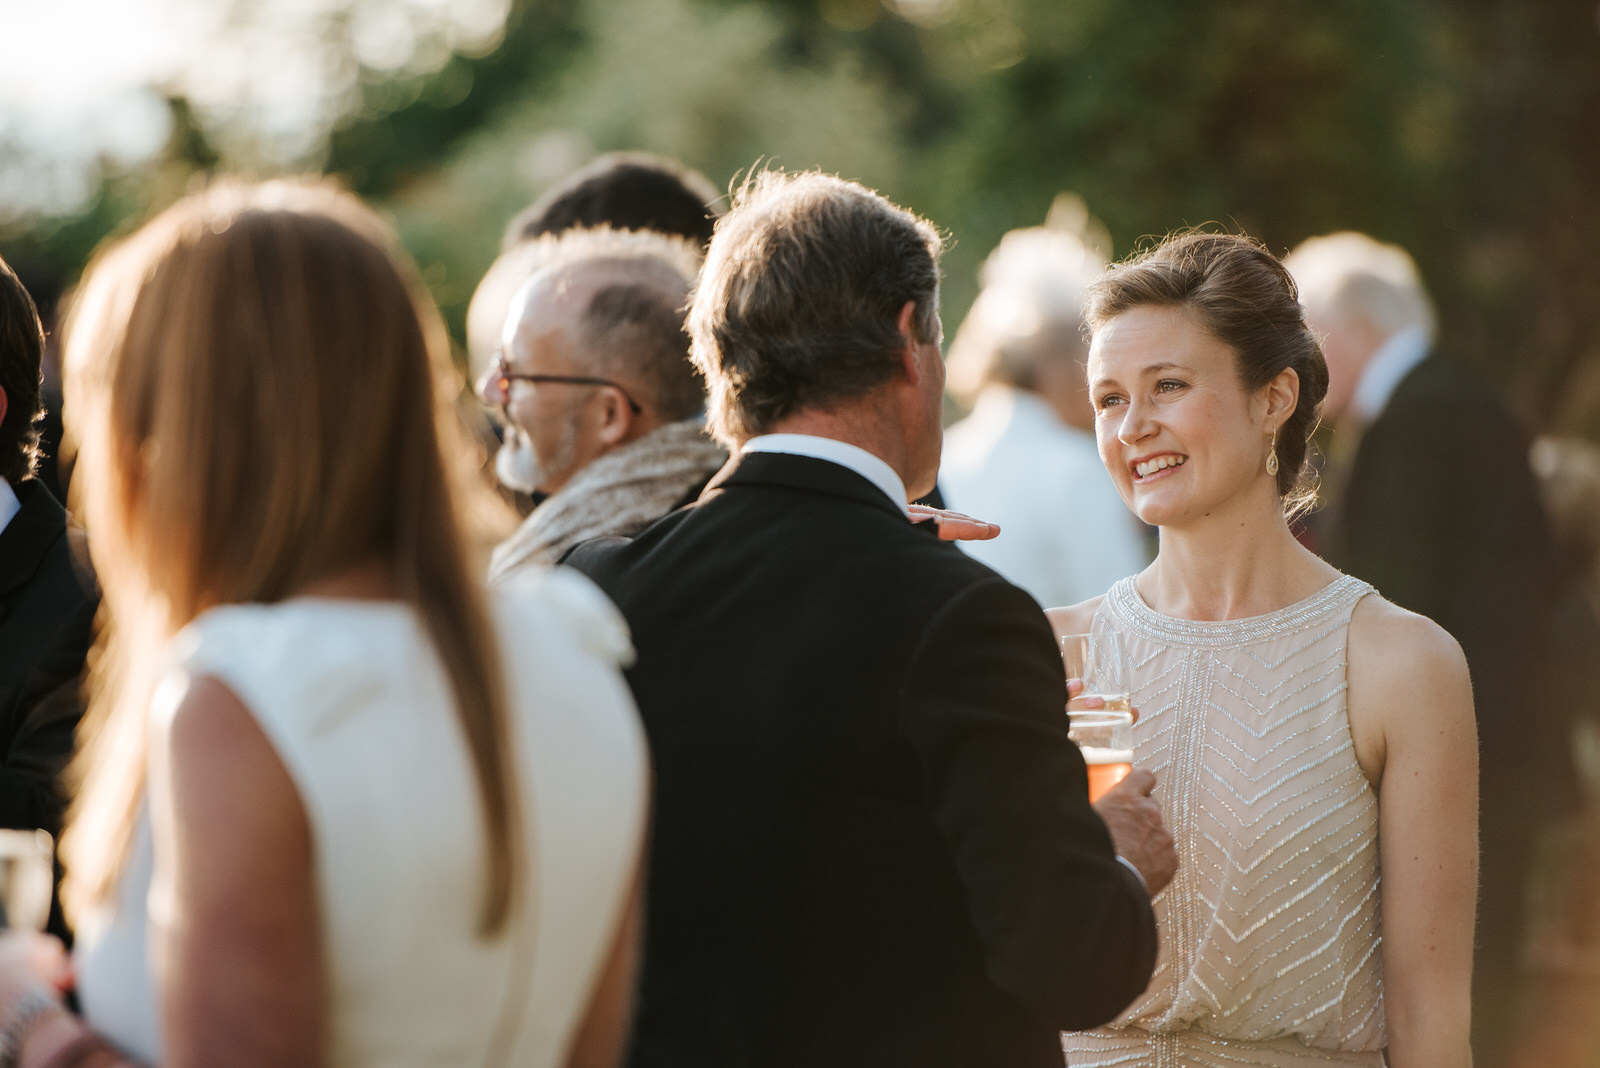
[523,227,707,420]
[688,170,944,446]
[946,226,1105,405]
[1283,231,1436,344]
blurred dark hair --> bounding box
[0,253,45,484]
[1085,232,1328,516]
[688,170,944,446]
[506,151,721,249]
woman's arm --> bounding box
[562,868,642,1068]
[148,675,327,1068]
[4,676,325,1068]
[1348,598,1477,1068]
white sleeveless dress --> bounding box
[1062,575,1386,1068]
[74,569,648,1067]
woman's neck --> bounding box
[296,557,398,601]
[1142,502,1337,621]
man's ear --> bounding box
[0,385,7,429]
[594,385,635,447]
[896,301,923,386]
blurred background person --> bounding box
[0,181,647,1068]
[463,152,723,522]
[1286,231,1569,1068]
[477,227,726,582]
[466,151,722,394]
[505,150,721,249]
[8,265,69,504]
[0,253,96,868]
[941,218,1148,607]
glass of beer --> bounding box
[1062,631,1133,802]
[0,829,53,931]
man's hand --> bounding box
[1093,769,1176,896]
[908,505,1000,541]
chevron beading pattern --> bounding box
[1063,575,1387,1068]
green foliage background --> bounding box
[6,0,1599,434]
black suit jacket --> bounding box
[0,479,96,834]
[566,451,1156,1068]
[1325,356,1558,758]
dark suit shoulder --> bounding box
[1373,357,1521,436]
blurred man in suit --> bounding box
[0,253,96,836]
[568,171,1173,1068]
[1287,232,1565,1067]
[941,223,1148,608]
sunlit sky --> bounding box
[0,0,511,219]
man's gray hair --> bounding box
[687,170,945,447]
[1284,231,1436,344]
[946,226,1105,406]
[526,227,707,421]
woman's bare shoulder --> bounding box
[1345,592,1476,787]
[1349,593,1469,683]
[1045,595,1106,637]
[1348,592,1474,745]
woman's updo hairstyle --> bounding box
[1084,231,1328,517]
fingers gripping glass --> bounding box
[1062,631,1133,802]
[492,353,643,414]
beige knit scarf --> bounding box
[488,419,727,584]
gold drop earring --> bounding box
[1266,432,1280,477]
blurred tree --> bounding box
[326,0,584,195]
[1432,0,1600,435]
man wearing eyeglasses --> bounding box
[475,227,728,582]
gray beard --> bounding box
[494,418,580,495]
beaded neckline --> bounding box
[1103,573,1373,648]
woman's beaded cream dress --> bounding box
[1062,574,1387,1068]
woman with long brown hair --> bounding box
[0,180,647,1067]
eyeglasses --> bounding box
[490,352,643,414]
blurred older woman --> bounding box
[0,181,647,1068]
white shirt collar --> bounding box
[1350,325,1431,424]
[741,433,910,516]
[0,477,19,537]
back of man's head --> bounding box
[506,151,721,250]
[0,254,45,485]
[946,226,1104,409]
[522,227,705,422]
[469,152,719,381]
[689,170,944,447]
[1284,231,1436,344]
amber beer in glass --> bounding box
[1067,705,1134,801]
[1061,632,1133,802]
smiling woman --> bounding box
[1085,232,1328,520]
[1049,232,1477,1068]
[1087,304,1298,530]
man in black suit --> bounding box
[0,254,95,839]
[567,171,1173,1068]
[1288,232,1565,1067]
